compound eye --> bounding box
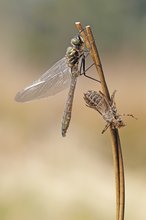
[71,37,80,46]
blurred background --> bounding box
[0,0,146,219]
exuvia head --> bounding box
[112,117,125,129]
[71,35,84,50]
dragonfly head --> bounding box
[71,35,84,50]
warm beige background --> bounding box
[0,1,146,220]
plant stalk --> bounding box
[75,22,125,220]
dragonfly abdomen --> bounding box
[62,75,78,137]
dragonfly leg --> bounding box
[80,55,100,83]
[120,113,137,120]
[102,122,110,134]
[110,90,117,105]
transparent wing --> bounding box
[15,57,71,102]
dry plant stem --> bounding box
[75,22,125,220]
[110,129,125,220]
[86,25,125,220]
[85,26,120,220]
[118,133,125,220]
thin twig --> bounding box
[75,22,125,220]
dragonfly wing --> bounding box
[15,57,71,102]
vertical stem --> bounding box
[111,130,125,220]
[75,22,125,220]
[110,129,122,220]
[118,135,125,220]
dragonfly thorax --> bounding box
[66,47,81,68]
[66,35,84,69]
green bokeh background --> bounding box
[0,1,146,220]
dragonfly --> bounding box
[15,34,100,136]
